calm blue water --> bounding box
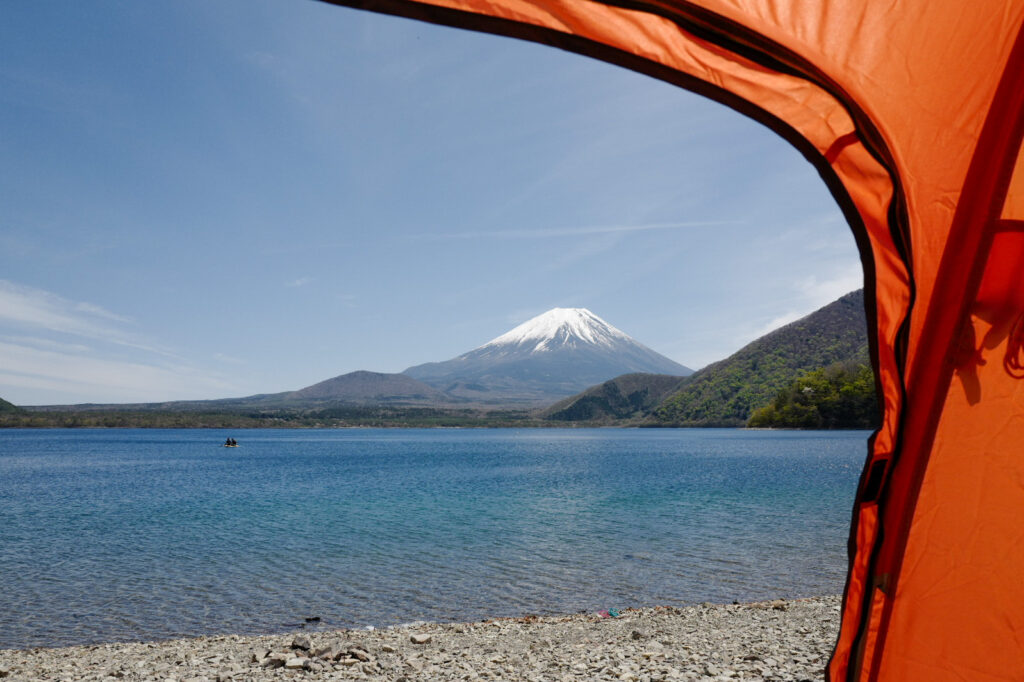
[0,428,867,649]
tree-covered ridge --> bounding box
[542,373,689,423]
[652,290,868,426]
[748,363,879,429]
[0,397,23,414]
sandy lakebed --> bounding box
[0,596,840,682]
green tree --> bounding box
[748,363,879,429]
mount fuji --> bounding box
[403,308,692,404]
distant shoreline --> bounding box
[1,408,863,430]
[0,419,865,430]
[0,596,840,681]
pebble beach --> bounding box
[0,596,840,682]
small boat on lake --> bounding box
[223,437,238,447]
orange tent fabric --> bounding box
[319,0,1024,678]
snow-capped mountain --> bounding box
[481,308,633,353]
[403,308,692,404]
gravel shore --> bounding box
[0,596,840,682]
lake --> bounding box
[0,428,867,649]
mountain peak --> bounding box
[481,307,630,353]
[404,307,692,404]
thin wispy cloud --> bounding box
[214,352,246,365]
[410,220,742,242]
[74,301,130,323]
[538,231,622,273]
[0,335,92,354]
[0,342,235,405]
[745,263,865,341]
[747,311,807,341]
[0,280,169,356]
[0,280,128,339]
[335,293,357,307]
[3,3,860,405]
[0,281,239,403]
[796,265,865,307]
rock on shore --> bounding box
[0,596,840,681]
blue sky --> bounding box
[1,0,861,405]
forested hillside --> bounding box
[0,397,23,414]
[542,373,689,423]
[652,290,868,426]
[747,362,879,428]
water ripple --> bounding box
[0,427,867,648]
